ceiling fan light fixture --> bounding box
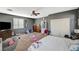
[31,10,40,16]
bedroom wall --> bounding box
[35,10,76,36]
[0,13,34,34]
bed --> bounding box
[28,35,72,51]
[3,32,79,51]
[15,32,47,51]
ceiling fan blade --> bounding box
[31,10,40,16]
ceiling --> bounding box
[0,7,78,18]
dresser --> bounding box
[0,38,2,51]
[33,24,41,32]
[0,30,12,41]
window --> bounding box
[13,18,24,29]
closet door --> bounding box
[50,18,70,37]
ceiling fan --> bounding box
[31,10,40,16]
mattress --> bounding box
[28,35,72,51]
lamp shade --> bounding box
[74,29,79,33]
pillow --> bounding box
[8,39,15,46]
[44,29,48,34]
[32,35,38,42]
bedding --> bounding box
[69,40,79,51]
[28,35,72,51]
[4,32,79,51]
[69,44,79,51]
[15,32,47,51]
[8,39,15,46]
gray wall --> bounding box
[0,14,34,34]
[0,10,77,35]
[35,10,76,35]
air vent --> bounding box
[7,9,13,11]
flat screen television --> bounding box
[0,22,11,30]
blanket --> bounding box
[15,32,47,51]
